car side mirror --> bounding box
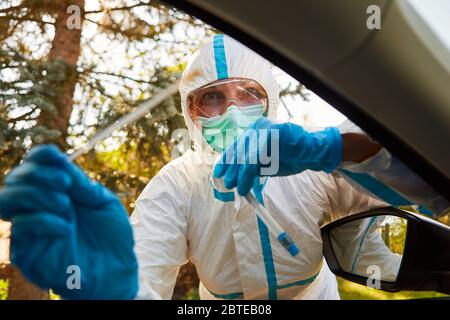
[321,207,450,294]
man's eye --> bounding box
[246,87,263,98]
[201,91,224,106]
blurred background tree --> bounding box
[0,0,216,299]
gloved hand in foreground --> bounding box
[214,118,342,196]
[0,145,138,299]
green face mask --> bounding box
[198,104,265,153]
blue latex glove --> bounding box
[0,145,138,299]
[214,118,342,196]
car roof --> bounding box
[166,0,450,199]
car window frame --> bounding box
[162,0,450,203]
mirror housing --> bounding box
[321,207,450,294]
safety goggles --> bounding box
[187,78,268,119]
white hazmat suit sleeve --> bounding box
[130,166,189,300]
[316,171,388,223]
[337,119,450,217]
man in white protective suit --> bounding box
[129,34,391,300]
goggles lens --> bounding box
[188,78,268,119]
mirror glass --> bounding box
[330,215,407,282]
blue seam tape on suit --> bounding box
[351,216,377,273]
[213,34,228,79]
[339,169,433,216]
[276,271,320,290]
[209,179,235,202]
[208,290,244,300]
[254,178,278,300]
[207,271,320,299]
[213,188,235,202]
[210,176,279,299]
[338,169,413,206]
[257,216,278,300]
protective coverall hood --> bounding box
[179,34,280,153]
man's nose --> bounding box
[225,98,239,108]
[223,88,242,107]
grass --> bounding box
[337,277,448,300]
[178,278,449,300]
[182,288,200,300]
[1,276,447,300]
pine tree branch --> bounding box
[80,69,155,85]
[84,2,151,15]
[0,6,55,30]
[0,3,27,14]
[83,17,101,26]
[8,109,36,122]
[0,16,55,25]
[0,19,20,42]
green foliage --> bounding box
[380,216,407,254]
[75,139,174,213]
[0,279,7,300]
[49,290,61,300]
[0,50,71,176]
[182,288,200,300]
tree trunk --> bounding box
[38,0,84,149]
[172,263,200,299]
[7,268,50,300]
[7,0,84,300]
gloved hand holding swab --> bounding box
[211,163,300,257]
